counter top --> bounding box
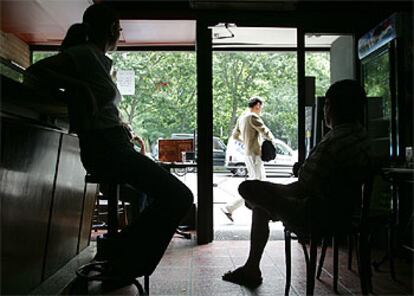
[383,167,414,174]
[1,74,70,132]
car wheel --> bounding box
[186,166,196,173]
[173,168,187,176]
[234,165,247,177]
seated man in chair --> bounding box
[222,79,373,288]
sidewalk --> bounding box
[212,173,296,240]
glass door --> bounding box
[211,26,298,240]
[362,45,394,160]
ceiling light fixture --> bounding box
[213,23,236,39]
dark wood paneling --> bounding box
[78,182,97,252]
[43,134,86,279]
[0,119,60,294]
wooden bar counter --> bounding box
[1,75,97,294]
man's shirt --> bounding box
[298,123,372,218]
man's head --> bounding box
[248,96,264,114]
[324,79,367,128]
[82,3,121,51]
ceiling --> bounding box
[0,0,199,46]
[120,20,196,46]
[212,26,342,48]
[0,0,406,48]
[1,0,92,45]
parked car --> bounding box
[225,137,298,177]
[162,133,227,167]
[212,137,227,167]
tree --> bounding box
[109,51,330,150]
[305,52,331,97]
[213,52,299,148]
[110,52,196,148]
[213,52,269,140]
[32,50,330,152]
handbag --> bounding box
[261,140,276,162]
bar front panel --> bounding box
[1,118,60,294]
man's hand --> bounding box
[133,135,145,146]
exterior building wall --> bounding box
[0,31,30,68]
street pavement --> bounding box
[174,171,297,240]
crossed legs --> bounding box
[222,180,306,288]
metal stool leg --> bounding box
[78,176,150,295]
[107,184,120,237]
[316,237,329,279]
[75,261,147,295]
[348,234,354,270]
[306,237,318,296]
[144,275,150,295]
[284,229,291,296]
[333,235,339,293]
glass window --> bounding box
[213,51,298,150]
[363,50,392,158]
[213,138,225,150]
[32,51,57,64]
[276,143,290,155]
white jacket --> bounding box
[232,110,274,156]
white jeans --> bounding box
[244,154,266,181]
[224,154,265,214]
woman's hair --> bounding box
[82,3,119,44]
[60,23,88,51]
[325,79,367,124]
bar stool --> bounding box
[73,174,150,295]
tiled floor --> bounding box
[75,236,412,296]
[56,173,411,295]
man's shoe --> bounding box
[222,267,262,289]
[220,208,234,222]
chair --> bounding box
[73,174,150,295]
[316,175,397,294]
[369,174,397,280]
[315,218,394,295]
[283,177,374,295]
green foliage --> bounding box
[213,52,299,148]
[363,53,391,118]
[32,51,56,64]
[305,52,331,97]
[110,52,197,147]
[32,50,330,151]
[212,51,331,149]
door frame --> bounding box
[195,20,306,244]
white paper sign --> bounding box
[116,70,135,95]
